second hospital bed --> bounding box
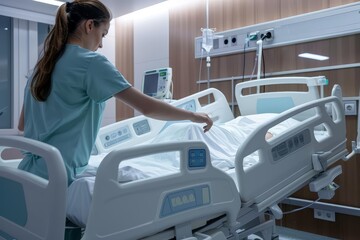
[0,76,350,240]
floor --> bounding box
[276,227,338,240]
[247,226,338,240]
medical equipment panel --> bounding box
[142,68,172,99]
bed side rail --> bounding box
[0,136,67,240]
[94,88,234,154]
[235,96,347,210]
[83,141,240,240]
[235,76,328,119]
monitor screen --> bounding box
[143,73,159,96]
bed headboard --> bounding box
[0,136,67,240]
[235,76,328,120]
[93,88,234,154]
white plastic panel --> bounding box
[235,76,327,121]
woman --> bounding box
[18,0,212,185]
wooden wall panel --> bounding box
[170,0,360,99]
[278,207,360,239]
[169,0,205,99]
[115,18,134,121]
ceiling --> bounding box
[0,0,167,18]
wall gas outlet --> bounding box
[343,100,357,116]
[314,209,335,222]
[260,28,274,41]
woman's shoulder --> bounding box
[63,44,109,67]
[65,44,105,59]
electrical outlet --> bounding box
[314,209,335,222]
[343,100,357,115]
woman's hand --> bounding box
[191,112,213,133]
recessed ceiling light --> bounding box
[298,53,329,61]
[33,0,64,7]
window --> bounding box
[0,15,51,133]
[0,16,12,129]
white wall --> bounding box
[97,20,117,127]
[132,7,170,115]
[100,8,171,123]
[133,9,169,89]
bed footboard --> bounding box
[235,96,347,210]
[0,136,67,240]
[83,141,240,240]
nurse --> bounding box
[17,0,213,185]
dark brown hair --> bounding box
[31,0,111,101]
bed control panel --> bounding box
[160,185,210,218]
[177,100,196,112]
[188,149,207,169]
[271,129,311,161]
[99,126,132,149]
[133,119,151,136]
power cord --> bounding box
[282,198,321,215]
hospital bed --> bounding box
[0,76,350,240]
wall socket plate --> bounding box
[314,209,336,222]
[343,100,357,116]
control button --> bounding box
[288,140,293,149]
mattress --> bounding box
[66,113,303,227]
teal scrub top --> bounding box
[19,44,131,185]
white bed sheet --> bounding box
[66,113,300,227]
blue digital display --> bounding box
[188,149,206,169]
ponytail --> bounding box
[31,0,111,101]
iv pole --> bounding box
[201,0,214,91]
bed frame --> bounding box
[84,141,241,240]
[83,97,347,240]
[0,76,350,240]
